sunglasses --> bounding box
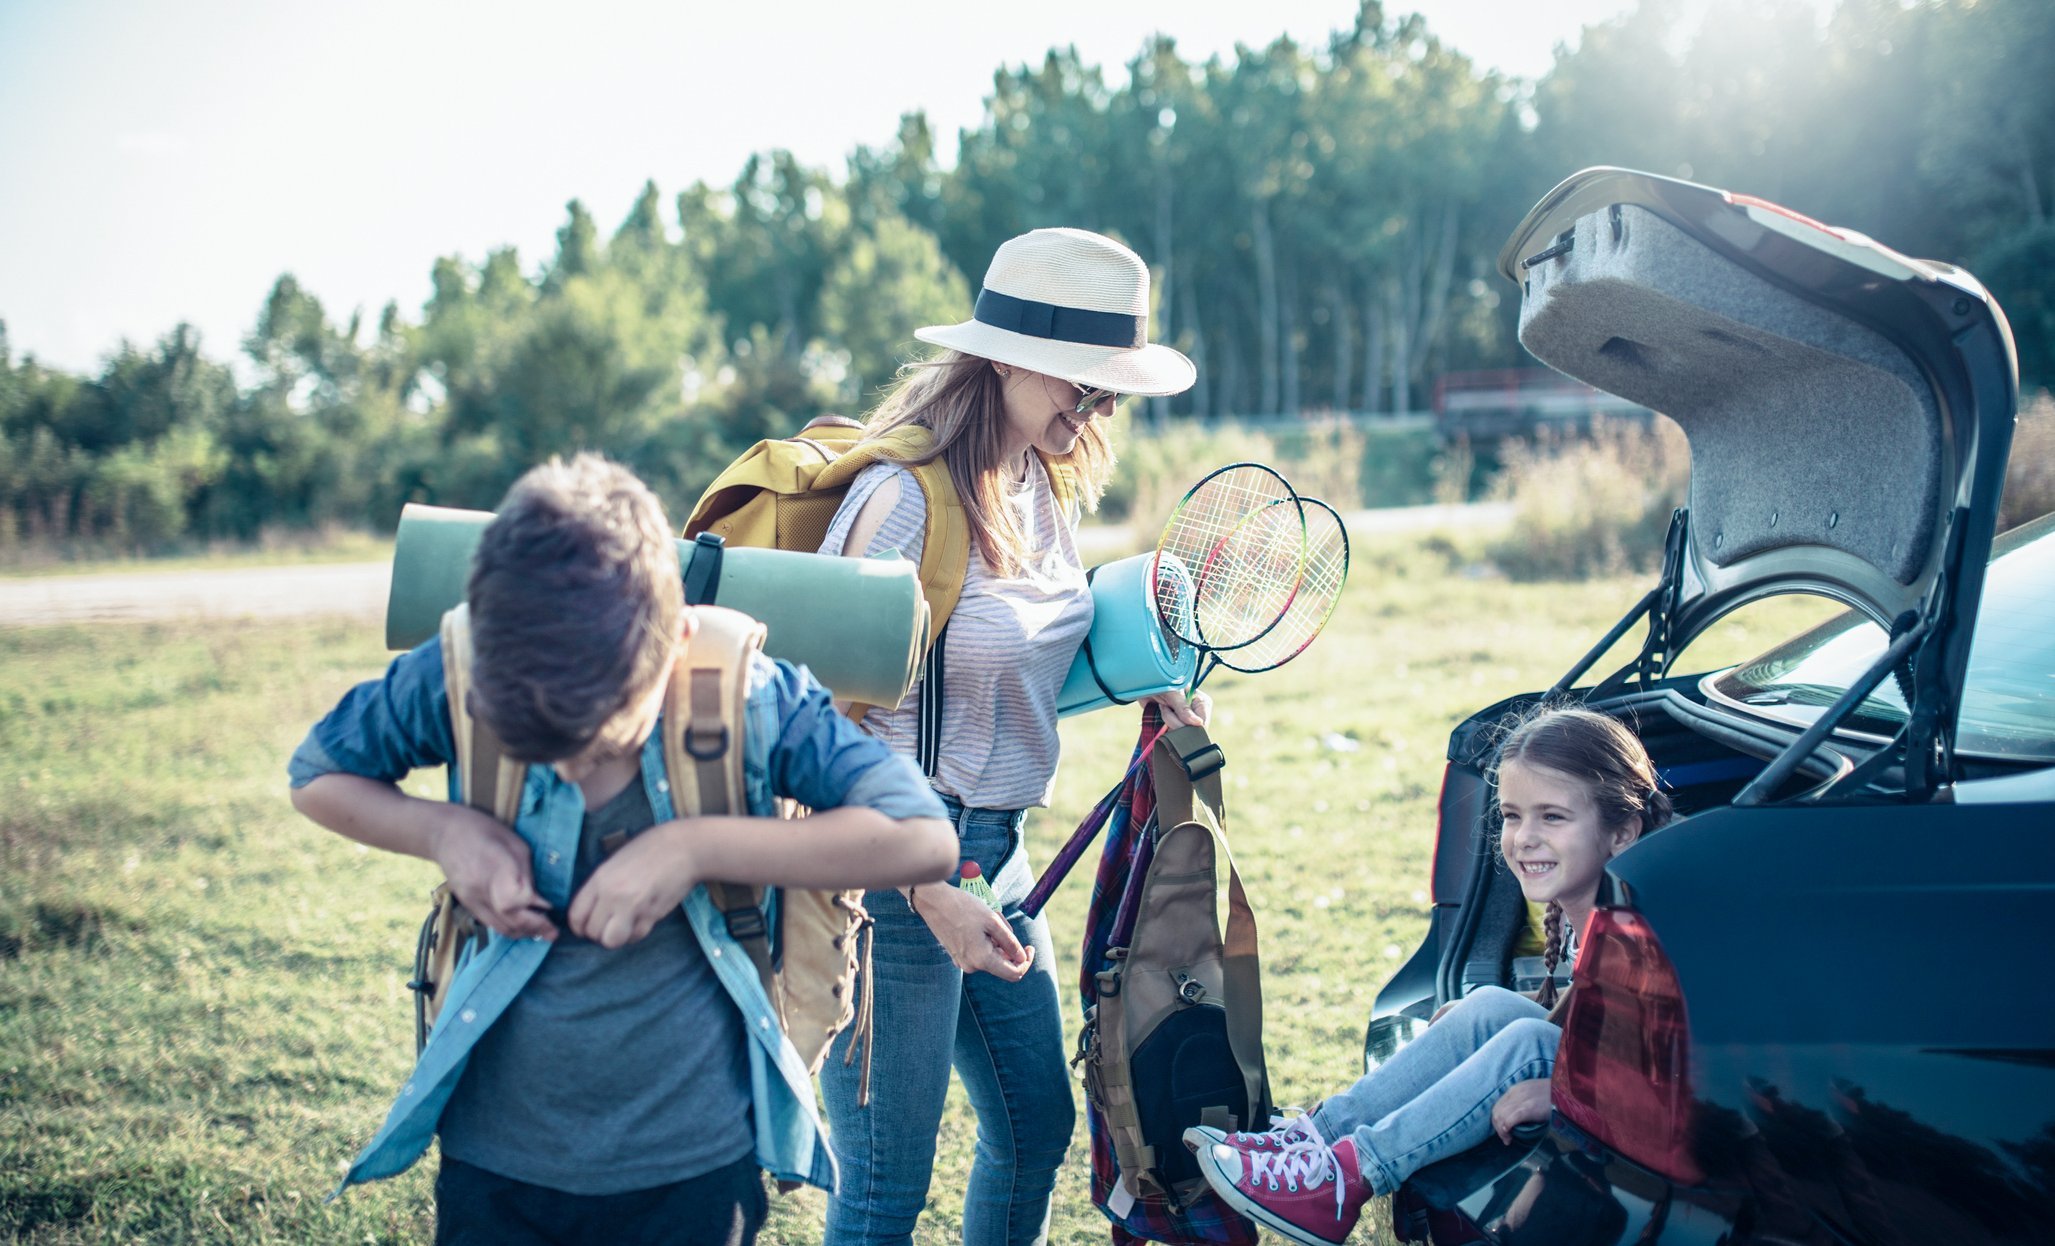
[1071,383,1123,414]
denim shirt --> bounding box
[288,637,945,1197]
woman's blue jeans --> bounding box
[819,799,1075,1246]
[1308,986,1558,1197]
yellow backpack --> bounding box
[686,419,1079,632]
[413,603,874,1096]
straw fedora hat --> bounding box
[915,228,1196,397]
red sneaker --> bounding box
[1192,1132,1371,1246]
[1183,1112,1326,1156]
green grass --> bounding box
[0,540,1839,1244]
[0,530,392,579]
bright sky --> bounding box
[0,0,1647,374]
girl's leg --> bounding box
[951,819,1076,1246]
[1308,986,1547,1143]
[1340,1015,1560,1196]
[820,886,964,1246]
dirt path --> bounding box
[0,502,1513,627]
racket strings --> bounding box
[1154,464,1302,653]
[1190,500,1306,650]
[1219,499,1350,674]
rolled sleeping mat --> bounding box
[385,503,929,710]
[1057,551,1199,718]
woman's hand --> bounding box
[1491,1077,1553,1144]
[568,820,702,949]
[431,805,558,942]
[1140,688,1212,728]
[912,882,1034,981]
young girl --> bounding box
[1186,704,1673,1246]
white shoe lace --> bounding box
[1245,1130,1349,1221]
[1234,1110,1325,1149]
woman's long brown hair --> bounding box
[860,350,1115,576]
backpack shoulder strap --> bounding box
[439,604,525,824]
[1036,451,1083,526]
[660,606,776,982]
[815,425,969,632]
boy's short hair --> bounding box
[467,453,683,763]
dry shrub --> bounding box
[2000,393,2055,530]
[1488,417,1690,580]
[1099,414,1444,528]
[1099,419,1277,527]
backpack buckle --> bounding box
[1174,740,1225,782]
[685,722,730,761]
[724,906,768,942]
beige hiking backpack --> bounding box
[411,604,873,1095]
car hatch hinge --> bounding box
[1901,505,1969,799]
[1556,507,1689,701]
[1635,508,1690,687]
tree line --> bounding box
[4,0,2049,551]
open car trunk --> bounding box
[1371,162,2018,1045]
[1369,165,2024,1245]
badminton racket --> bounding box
[1213,495,1350,676]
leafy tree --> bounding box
[819,211,969,402]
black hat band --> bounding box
[973,288,1141,348]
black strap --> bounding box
[918,625,947,778]
[683,532,724,606]
[973,288,1140,348]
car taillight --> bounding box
[1724,192,1846,240]
[1552,907,1702,1185]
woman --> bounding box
[816,227,1203,1246]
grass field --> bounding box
[0,530,393,579]
[0,536,1838,1244]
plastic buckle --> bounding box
[723,906,767,942]
[1176,741,1225,782]
[685,722,730,761]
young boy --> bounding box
[288,454,957,1244]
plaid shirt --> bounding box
[1076,712,1258,1246]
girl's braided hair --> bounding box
[1491,703,1674,1007]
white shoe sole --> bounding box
[1191,1144,1351,1246]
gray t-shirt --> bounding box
[438,774,754,1193]
[820,457,1093,809]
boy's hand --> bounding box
[433,806,557,942]
[913,882,1034,981]
[567,820,701,949]
[1491,1077,1552,1144]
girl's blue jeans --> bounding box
[1309,986,1558,1197]
[819,798,1074,1246]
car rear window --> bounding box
[1710,511,2055,763]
